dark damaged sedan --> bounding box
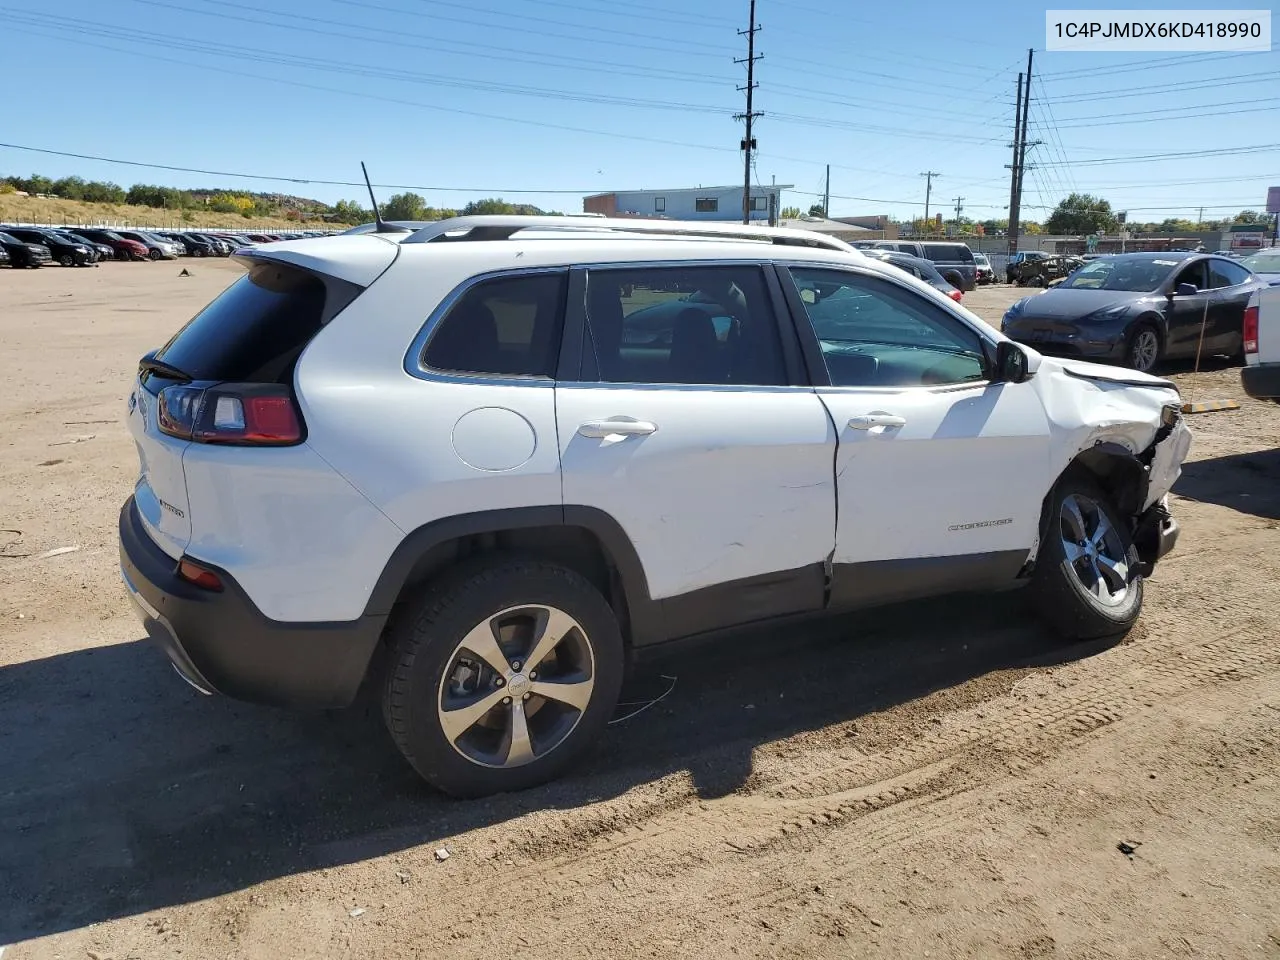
[1001,251,1266,374]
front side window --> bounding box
[1172,260,1208,292]
[788,267,987,388]
[583,265,787,386]
[423,271,567,377]
[694,198,718,213]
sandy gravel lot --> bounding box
[2,262,1277,959]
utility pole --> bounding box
[735,0,762,225]
[952,196,964,232]
[1006,71,1023,255]
[920,171,940,234]
[1007,48,1035,257]
[823,163,830,218]
[1197,206,1204,227]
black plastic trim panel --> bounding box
[119,496,386,709]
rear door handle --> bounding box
[578,418,658,439]
[848,414,906,430]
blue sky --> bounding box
[0,0,1276,222]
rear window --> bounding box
[921,244,974,264]
[152,262,332,384]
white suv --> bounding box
[118,216,1192,797]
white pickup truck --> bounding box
[1242,283,1280,403]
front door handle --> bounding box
[578,418,658,439]
[848,414,906,430]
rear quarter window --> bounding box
[152,262,355,384]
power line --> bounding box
[1045,70,1277,104]
[1063,144,1280,166]
[1053,101,1280,130]
[2,12,734,115]
[120,0,736,86]
[1042,49,1275,80]
[3,26,749,158]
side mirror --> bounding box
[994,340,1031,384]
[1174,282,1198,297]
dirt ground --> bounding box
[2,263,1278,960]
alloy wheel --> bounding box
[437,604,596,769]
[1128,328,1159,372]
[1059,493,1131,607]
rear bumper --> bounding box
[1241,362,1280,401]
[118,496,386,709]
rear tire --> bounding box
[148,249,161,261]
[1032,474,1143,642]
[382,559,625,798]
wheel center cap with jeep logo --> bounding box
[507,673,530,696]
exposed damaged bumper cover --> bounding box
[1029,354,1193,572]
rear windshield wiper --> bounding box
[138,355,193,383]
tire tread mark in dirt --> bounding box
[413,621,1278,945]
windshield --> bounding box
[0,232,17,244]
[1241,249,1280,272]
[974,254,990,265]
[1060,256,1182,292]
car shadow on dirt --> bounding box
[1175,446,1280,520]
[1,591,1113,943]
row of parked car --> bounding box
[0,226,333,268]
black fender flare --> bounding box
[361,504,664,646]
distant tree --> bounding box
[980,218,1008,234]
[807,203,825,217]
[330,199,371,223]
[1044,193,1118,235]
[780,206,802,219]
[52,176,88,200]
[1023,221,1043,235]
[1157,218,1197,232]
[82,180,125,203]
[1233,210,1269,225]
[463,197,518,216]
[382,192,429,220]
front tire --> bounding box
[148,248,161,261]
[1032,475,1143,641]
[1125,323,1162,374]
[382,559,625,798]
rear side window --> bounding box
[1208,258,1251,288]
[922,244,974,264]
[153,262,333,384]
[423,271,568,377]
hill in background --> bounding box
[1,172,555,229]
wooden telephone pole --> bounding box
[735,0,762,225]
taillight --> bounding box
[949,289,963,302]
[1243,304,1259,355]
[157,384,303,445]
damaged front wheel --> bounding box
[1032,476,1144,641]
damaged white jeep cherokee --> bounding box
[118,216,1192,797]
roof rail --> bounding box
[398,215,857,253]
